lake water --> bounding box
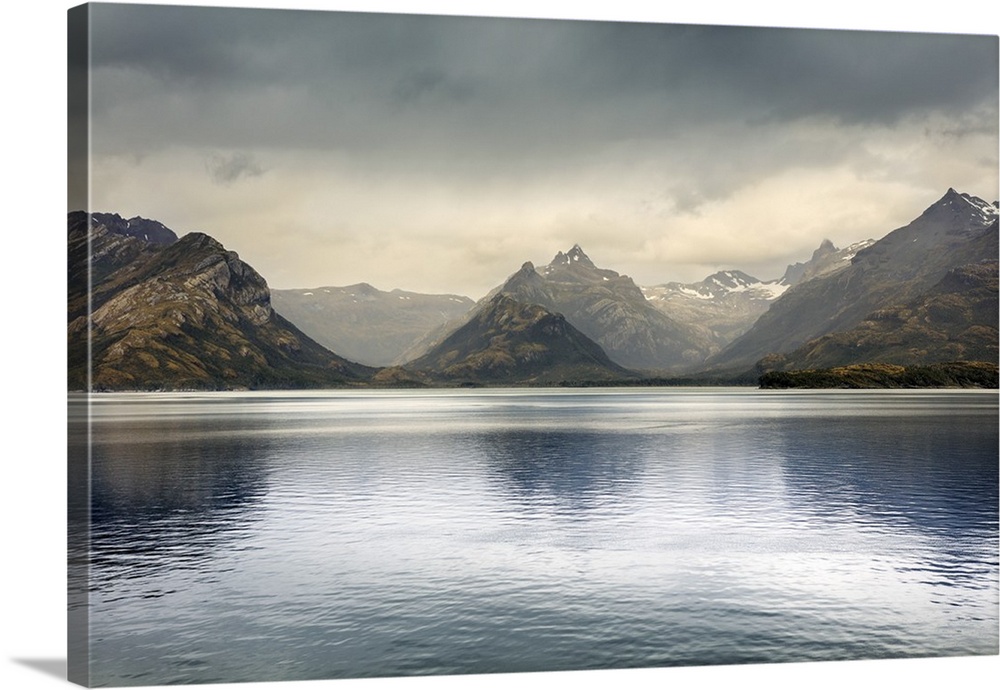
[68,388,999,686]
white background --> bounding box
[3,1,998,689]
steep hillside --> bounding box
[68,213,374,390]
[761,260,998,371]
[407,294,635,384]
[707,189,998,371]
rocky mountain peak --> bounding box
[550,244,595,268]
[812,239,837,259]
[707,188,999,373]
[350,282,380,297]
[180,231,224,251]
[919,188,997,229]
[85,211,179,246]
[497,259,549,303]
[780,238,874,287]
[159,232,273,325]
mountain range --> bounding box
[68,212,374,390]
[707,188,998,374]
[68,188,999,390]
[403,244,715,372]
[640,239,877,347]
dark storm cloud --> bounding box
[577,22,997,124]
[391,69,475,107]
[206,152,265,185]
[88,4,997,159]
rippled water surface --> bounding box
[70,389,999,686]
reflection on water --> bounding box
[478,430,645,512]
[73,389,999,686]
[777,415,998,539]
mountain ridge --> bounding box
[758,259,999,372]
[68,212,375,390]
[69,187,998,389]
[705,189,999,372]
[403,245,716,371]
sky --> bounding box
[74,0,999,299]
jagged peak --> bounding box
[549,244,595,268]
[933,188,995,213]
[126,214,164,226]
[83,211,179,246]
[813,238,837,258]
[177,231,224,250]
[914,188,999,230]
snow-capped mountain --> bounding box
[644,270,787,303]
[642,271,785,346]
[639,236,879,348]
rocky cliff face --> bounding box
[68,212,374,390]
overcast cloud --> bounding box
[76,2,999,297]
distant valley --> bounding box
[271,284,473,367]
[68,188,999,390]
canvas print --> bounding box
[67,2,999,687]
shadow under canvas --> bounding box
[12,658,67,681]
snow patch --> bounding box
[644,276,789,302]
